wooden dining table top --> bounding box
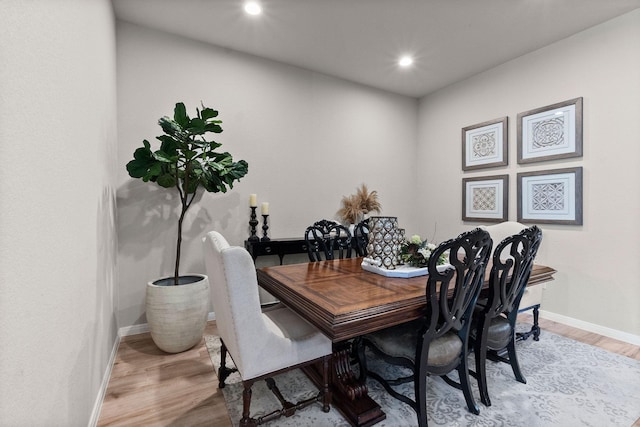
[257,257,556,342]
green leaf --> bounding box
[126,142,158,178]
[158,117,186,140]
[200,107,218,120]
[157,135,178,155]
[204,122,223,133]
[153,150,177,163]
[157,173,176,188]
[126,159,150,178]
[173,102,189,127]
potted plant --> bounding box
[126,102,248,353]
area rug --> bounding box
[205,327,640,426]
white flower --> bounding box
[410,235,422,245]
[418,248,431,259]
[426,243,436,251]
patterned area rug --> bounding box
[205,327,640,426]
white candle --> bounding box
[249,194,257,207]
[261,202,269,215]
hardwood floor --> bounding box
[97,322,231,427]
[97,315,640,427]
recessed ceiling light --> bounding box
[398,55,414,68]
[244,1,262,16]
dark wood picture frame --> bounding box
[462,174,509,222]
[462,117,508,171]
[517,97,583,164]
[517,167,583,225]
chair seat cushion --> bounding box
[486,316,511,349]
[471,311,512,349]
[364,320,463,368]
[232,306,331,380]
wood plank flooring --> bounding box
[97,315,640,426]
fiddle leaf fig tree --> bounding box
[126,102,248,285]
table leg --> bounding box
[517,304,541,342]
[303,342,386,426]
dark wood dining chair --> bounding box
[203,231,332,426]
[355,228,493,427]
[352,218,369,256]
[470,225,543,407]
[481,221,544,341]
[305,219,353,261]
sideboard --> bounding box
[244,238,308,265]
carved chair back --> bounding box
[422,228,493,346]
[305,219,353,262]
[484,225,543,319]
[353,219,369,257]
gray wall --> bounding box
[417,10,640,339]
[115,22,419,328]
[0,0,118,425]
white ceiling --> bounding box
[113,0,640,98]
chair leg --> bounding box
[458,353,480,415]
[219,340,228,388]
[474,326,491,407]
[414,368,428,427]
[354,337,368,382]
[506,338,526,384]
[240,380,257,426]
[218,339,238,389]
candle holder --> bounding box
[248,207,259,242]
[261,215,270,241]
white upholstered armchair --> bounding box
[202,231,332,426]
[480,221,545,340]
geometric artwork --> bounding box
[532,117,565,149]
[518,167,583,225]
[532,183,565,210]
[518,97,583,164]
[462,117,508,171]
[473,187,497,210]
[462,175,508,222]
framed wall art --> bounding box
[517,167,583,225]
[517,97,583,164]
[462,117,508,171]
[462,174,508,222]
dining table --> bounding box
[256,257,556,427]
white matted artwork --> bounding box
[517,97,583,164]
[462,174,508,222]
[462,117,508,170]
[517,167,583,225]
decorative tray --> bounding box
[361,259,451,278]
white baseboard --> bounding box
[88,333,121,427]
[540,310,640,346]
[118,322,150,337]
[117,312,217,337]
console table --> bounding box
[244,238,308,265]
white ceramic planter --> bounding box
[146,274,210,353]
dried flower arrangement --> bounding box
[337,184,382,224]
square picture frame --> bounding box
[517,167,583,225]
[517,97,583,164]
[462,117,508,171]
[462,174,508,222]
